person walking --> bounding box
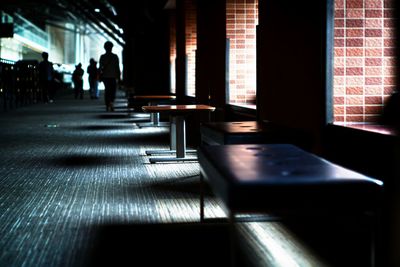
[72,63,84,99]
[87,58,99,99]
[38,52,55,103]
[99,41,120,111]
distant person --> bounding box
[87,58,100,100]
[99,41,120,111]
[72,63,84,99]
[38,52,55,103]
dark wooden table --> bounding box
[133,95,176,127]
[142,104,215,163]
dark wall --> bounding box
[123,12,170,95]
[196,0,226,121]
[257,0,333,152]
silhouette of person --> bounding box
[87,58,99,99]
[72,63,84,99]
[99,41,120,111]
[38,52,55,103]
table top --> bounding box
[133,95,176,100]
[142,104,216,113]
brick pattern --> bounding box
[226,0,258,105]
[170,13,176,94]
[185,0,197,96]
[333,0,396,124]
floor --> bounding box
[0,90,373,267]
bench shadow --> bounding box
[97,114,129,119]
[87,222,234,267]
[73,125,134,131]
[147,176,214,197]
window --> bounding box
[226,0,258,108]
[333,0,396,124]
[185,0,197,96]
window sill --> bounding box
[331,122,398,137]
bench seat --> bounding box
[198,144,383,216]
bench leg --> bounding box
[200,173,205,222]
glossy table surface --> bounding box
[142,104,216,113]
[133,95,176,99]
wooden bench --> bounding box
[200,121,312,150]
[198,143,383,266]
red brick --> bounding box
[335,0,344,8]
[346,0,363,8]
[365,77,382,85]
[365,29,382,37]
[346,67,363,76]
[335,48,344,57]
[335,10,345,18]
[384,38,395,47]
[384,86,396,95]
[346,48,363,56]
[346,58,363,67]
[346,29,363,37]
[365,115,380,123]
[384,48,395,57]
[384,9,394,18]
[334,116,345,122]
[346,86,364,95]
[335,67,345,76]
[365,48,382,57]
[384,0,394,8]
[365,10,383,18]
[346,38,363,47]
[335,29,345,37]
[346,106,363,114]
[334,96,345,105]
[365,18,383,28]
[365,86,383,95]
[365,0,383,8]
[384,76,395,85]
[334,38,345,47]
[335,19,345,27]
[384,19,394,28]
[365,38,383,47]
[384,67,396,76]
[346,19,364,27]
[334,106,345,114]
[346,9,363,18]
[365,58,383,66]
[346,115,364,122]
[347,96,363,105]
[365,67,382,76]
[365,96,383,104]
[365,105,383,114]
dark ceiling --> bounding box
[1,0,170,46]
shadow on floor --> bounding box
[73,125,135,131]
[49,154,136,167]
[97,114,130,119]
[87,222,237,267]
[148,175,214,197]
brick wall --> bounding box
[185,0,197,96]
[170,13,176,94]
[333,0,396,124]
[226,0,258,105]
